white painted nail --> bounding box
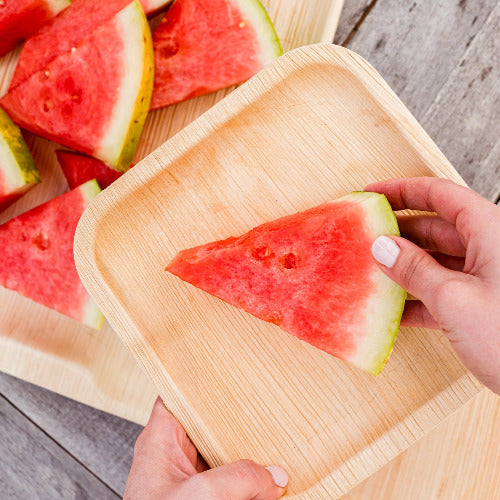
[371,236,400,268]
[265,466,289,487]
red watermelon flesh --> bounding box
[0,179,104,329]
[9,0,131,88]
[2,19,123,157]
[150,0,282,109]
[9,0,161,89]
[0,0,154,170]
[56,150,127,189]
[166,193,406,374]
[0,0,70,57]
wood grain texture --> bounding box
[333,0,375,45]
[344,0,497,120]
[75,44,482,498]
[1,2,499,499]
[0,372,141,497]
[0,0,343,426]
[342,390,500,500]
[338,1,500,497]
[0,392,118,499]
[420,1,500,201]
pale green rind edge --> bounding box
[114,0,154,172]
[235,0,283,62]
[0,108,40,186]
[338,191,406,375]
[368,193,406,376]
[77,179,105,330]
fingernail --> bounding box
[371,236,400,268]
[265,466,289,487]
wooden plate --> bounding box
[0,0,344,424]
[75,44,482,498]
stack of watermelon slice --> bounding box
[0,0,282,328]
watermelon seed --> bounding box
[159,41,179,58]
[281,253,297,269]
[32,233,50,250]
[239,20,247,28]
[266,312,282,326]
[44,69,50,78]
[252,246,274,260]
[71,47,77,54]
[43,100,54,112]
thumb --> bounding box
[191,460,288,500]
[371,235,463,306]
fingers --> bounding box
[401,300,440,329]
[191,460,288,500]
[129,398,198,485]
[371,235,464,306]
[429,252,465,272]
[397,215,466,257]
[366,177,491,241]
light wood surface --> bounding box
[75,44,482,498]
[0,0,344,426]
[0,1,499,498]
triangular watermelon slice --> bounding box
[1,0,154,171]
[56,150,127,190]
[166,193,406,375]
[0,179,104,329]
[9,0,169,88]
[0,109,40,212]
[150,0,282,109]
[0,0,70,57]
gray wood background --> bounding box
[0,0,498,498]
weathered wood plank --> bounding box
[0,391,119,499]
[341,390,500,500]
[344,0,497,120]
[333,0,374,45]
[420,2,500,200]
[0,373,142,496]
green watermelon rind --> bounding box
[339,192,406,375]
[75,179,106,330]
[0,108,40,191]
[96,0,154,172]
[235,0,283,63]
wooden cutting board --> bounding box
[75,44,482,499]
[0,0,344,424]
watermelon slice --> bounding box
[9,0,169,88]
[1,0,154,171]
[150,0,282,110]
[0,108,40,212]
[56,150,126,189]
[0,0,70,57]
[0,179,104,329]
[166,193,406,375]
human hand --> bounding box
[124,397,288,500]
[367,177,500,394]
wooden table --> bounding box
[1,0,499,498]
